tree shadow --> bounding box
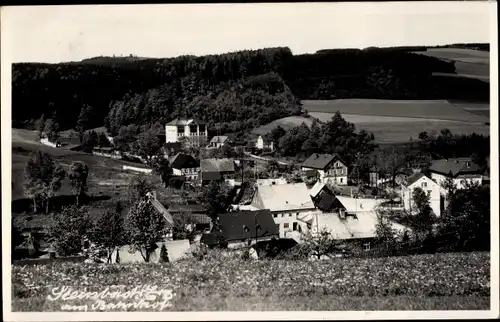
[12,194,111,214]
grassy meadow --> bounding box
[252,116,313,136]
[11,251,490,311]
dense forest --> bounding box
[12,45,489,135]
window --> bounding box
[276,224,280,231]
[284,223,289,229]
[296,212,299,216]
[340,178,343,183]
[364,242,371,251]
[422,182,427,188]
[427,190,432,195]
[273,214,277,218]
[289,213,292,217]
[293,222,298,231]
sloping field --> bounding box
[302,99,489,123]
[414,48,489,81]
[252,116,313,135]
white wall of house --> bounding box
[255,136,273,151]
[165,125,178,143]
[401,175,442,217]
[122,165,153,174]
[227,236,276,249]
[431,172,482,190]
[271,209,317,238]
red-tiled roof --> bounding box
[429,158,481,177]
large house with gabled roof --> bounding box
[428,158,483,189]
[301,153,348,185]
[165,117,208,147]
[401,173,443,217]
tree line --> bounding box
[13,45,489,135]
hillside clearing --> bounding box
[252,116,313,135]
[308,112,489,143]
[301,99,489,123]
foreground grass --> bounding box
[12,252,490,311]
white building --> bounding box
[165,118,208,147]
[255,135,274,151]
[208,136,229,149]
[301,153,348,185]
[401,173,443,217]
[251,182,318,238]
[428,158,483,190]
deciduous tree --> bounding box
[91,210,126,263]
[68,161,89,206]
[124,200,168,262]
[47,205,91,256]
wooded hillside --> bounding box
[12,46,489,134]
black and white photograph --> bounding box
[1,1,498,320]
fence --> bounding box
[122,165,153,174]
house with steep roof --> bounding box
[401,173,443,217]
[301,153,348,185]
[250,182,318,238]
[212,210,280,249]
[428,158,483,189]
[169,153,200,180]
[208,136,230,149]
[200,158,236,184]
[308,181,334,202]
[165,117,208,147]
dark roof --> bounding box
[166,118,206,126]
[304,169,319,177]
[301,153,343,170]
[164,142,182,150]
[200,232,226,247]
[315,193,342,212]
[218,210,279,242]
[201,158,235,173]
[201,171,222,181]
[403,173,425,187]
[169,175,186,181]
[171,212,211,224]
[429,158,481,177]
[168,203,206,213]
[170,153,200,170]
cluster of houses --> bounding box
[56,117,486,262]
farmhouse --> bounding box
[301,153,348,185]
[250,182,317,238]
[255,135,274,151]
[401,173,443,217]
[428,158,483,189]
[165,117,208,147]
[200,158,236,184]
[169,153,200,181]
[214,210,279,249]
[207,136,230,148]
[297,210,407,251]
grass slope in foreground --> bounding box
[12,252,490,311]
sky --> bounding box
[0,2,495,63]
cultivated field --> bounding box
[414,48,489,81]
[252,116,313,136]
[299,99,489,143]
[11,251,490,311]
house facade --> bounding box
[250,182,319,238]
[200,158,236,184]
[401,173,443,217]
[429,158,483,189]
[169,153,200,181]
[255,135,274,151]
[208,136,230,149]
[301,153,348,185]
[165,118,208,147]
[215,210,280,249]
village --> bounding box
[13,114,489,264]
